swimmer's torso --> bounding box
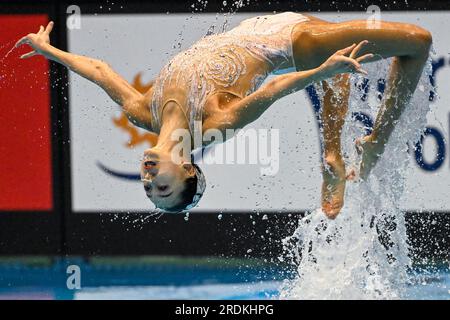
[150,12,310,135]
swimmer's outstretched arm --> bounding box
[15,22,152,130]
[205,41,372,130]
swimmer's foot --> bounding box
[356,134,385,180]
[321,154,346,220]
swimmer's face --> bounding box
[140,148,196,211]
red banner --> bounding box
[0,15,53,210]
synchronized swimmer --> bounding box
[17,12,432,217]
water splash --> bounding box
[3,46,16,61]
[0,42,17,86]
[280,56,435,300]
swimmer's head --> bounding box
[140,148,205,213]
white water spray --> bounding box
[280,56,435,300]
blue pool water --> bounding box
[0,257,448,300]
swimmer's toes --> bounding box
[322,205,340,220]
[322,197,343,219]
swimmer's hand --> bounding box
[318,40,373,78]
[15,21,54,59]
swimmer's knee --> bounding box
[415,27,432,53]
[403,24,432,57]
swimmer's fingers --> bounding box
[44,21,54,35]
[355,137,365,155]
[20,51,37,59]
[356,53,374,63]
[336,43,357,56]
[350,40,369,59]
[15,22,52,48]
[340,56,368,75]
[355,68,368,76]
[346,169,355,180]
[15,27,43,49]
[346,168,360,182]
[15,35,31,48]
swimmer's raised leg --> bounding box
[320,74,350,219]
[357,50,430,179]
[292,19,432,179]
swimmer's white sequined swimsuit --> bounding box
[150,12,310,135]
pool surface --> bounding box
[0,257,448,300]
